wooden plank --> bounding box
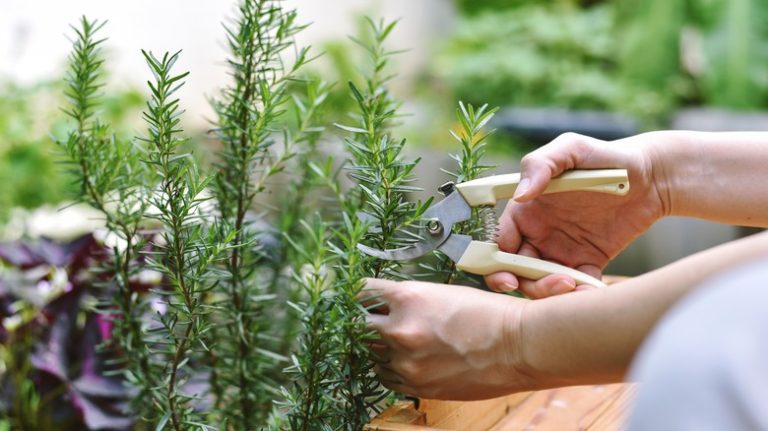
[365,400,430,431]
[367,393,533,431]
[488,384,635,431]
[420,393,532,430]
[584,385,638,430]
[368,385,635,430]
[364,422,443,431]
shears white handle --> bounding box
[456,241,607,288]
[455,169,630,206]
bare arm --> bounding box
[651,131,768,226]
[364,232,768,400]
[520,230,768,388]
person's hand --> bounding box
[362,278,534,400]
[485,132,669,298]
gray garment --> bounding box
[626,258,768,431]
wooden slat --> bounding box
[487,384,635,431]
[364,422,440,431]
[365,393,533,431]
[368,385,635,430]
[583,385,638,430]
[420,393,533,429]
[365,400,429,431]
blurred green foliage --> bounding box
[440,0,768,125]
[0,80,173,223]
[0,82,73,223]
[437,5,632,109]
[616,0,768,109]
[5,0,768,221]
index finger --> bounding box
[358,278,398,314]
[515,133,607,202]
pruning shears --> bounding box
[357,169,630,289]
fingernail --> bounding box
[513,177,530,201]
[552,279,576,295]
[501,282,517,292]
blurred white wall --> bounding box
[0,0,454,125]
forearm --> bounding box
[518,230,768,389]
[647,131,768,226]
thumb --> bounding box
[513,133,612,202]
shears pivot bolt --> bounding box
[426,219,443,236]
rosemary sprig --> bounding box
[140,49,228,430]
[209,0,319,425]
[277,214,338,429]
[423,101,499,285]
[58,16,154,424]
[330,17,429,428]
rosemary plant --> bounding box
[270,78,332,360]
[208,0,322,426]
[139,49,231,430]
[277,214,337,429]
[57,16,155,423]
[330,18,428,428]
[338,18,430,277]
[422,102,499,285]
[274,18,425,430]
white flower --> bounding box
[2,203,105,242]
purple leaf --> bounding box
[30,295,133,430]
[0,242,37,268]
[30,312,70,380]
[72,391,133,430]
[0,234,97,270]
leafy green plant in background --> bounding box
[437,4,632,113]
[440,0,768,130]
[0,81,144,226]
[616,0,768,110]
[702,0,768,107]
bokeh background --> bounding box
[2,0,767,275]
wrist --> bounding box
[500,296,562,392]
[512,290,632,390]
[512,297,574,390]
[642,130,718,218]
[640,130,691,218]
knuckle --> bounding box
[556,132,594,154]
[389,324,429,351]
[414,385,440,400]
[519,153,539,168]
[395,358,425,383]
[555,131,583,142]
[390,282,422,304]
[571,136,593,154]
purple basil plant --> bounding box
[0,234,139,430]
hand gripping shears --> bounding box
[357,169,630,289]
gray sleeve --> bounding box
[627,257,768,431]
